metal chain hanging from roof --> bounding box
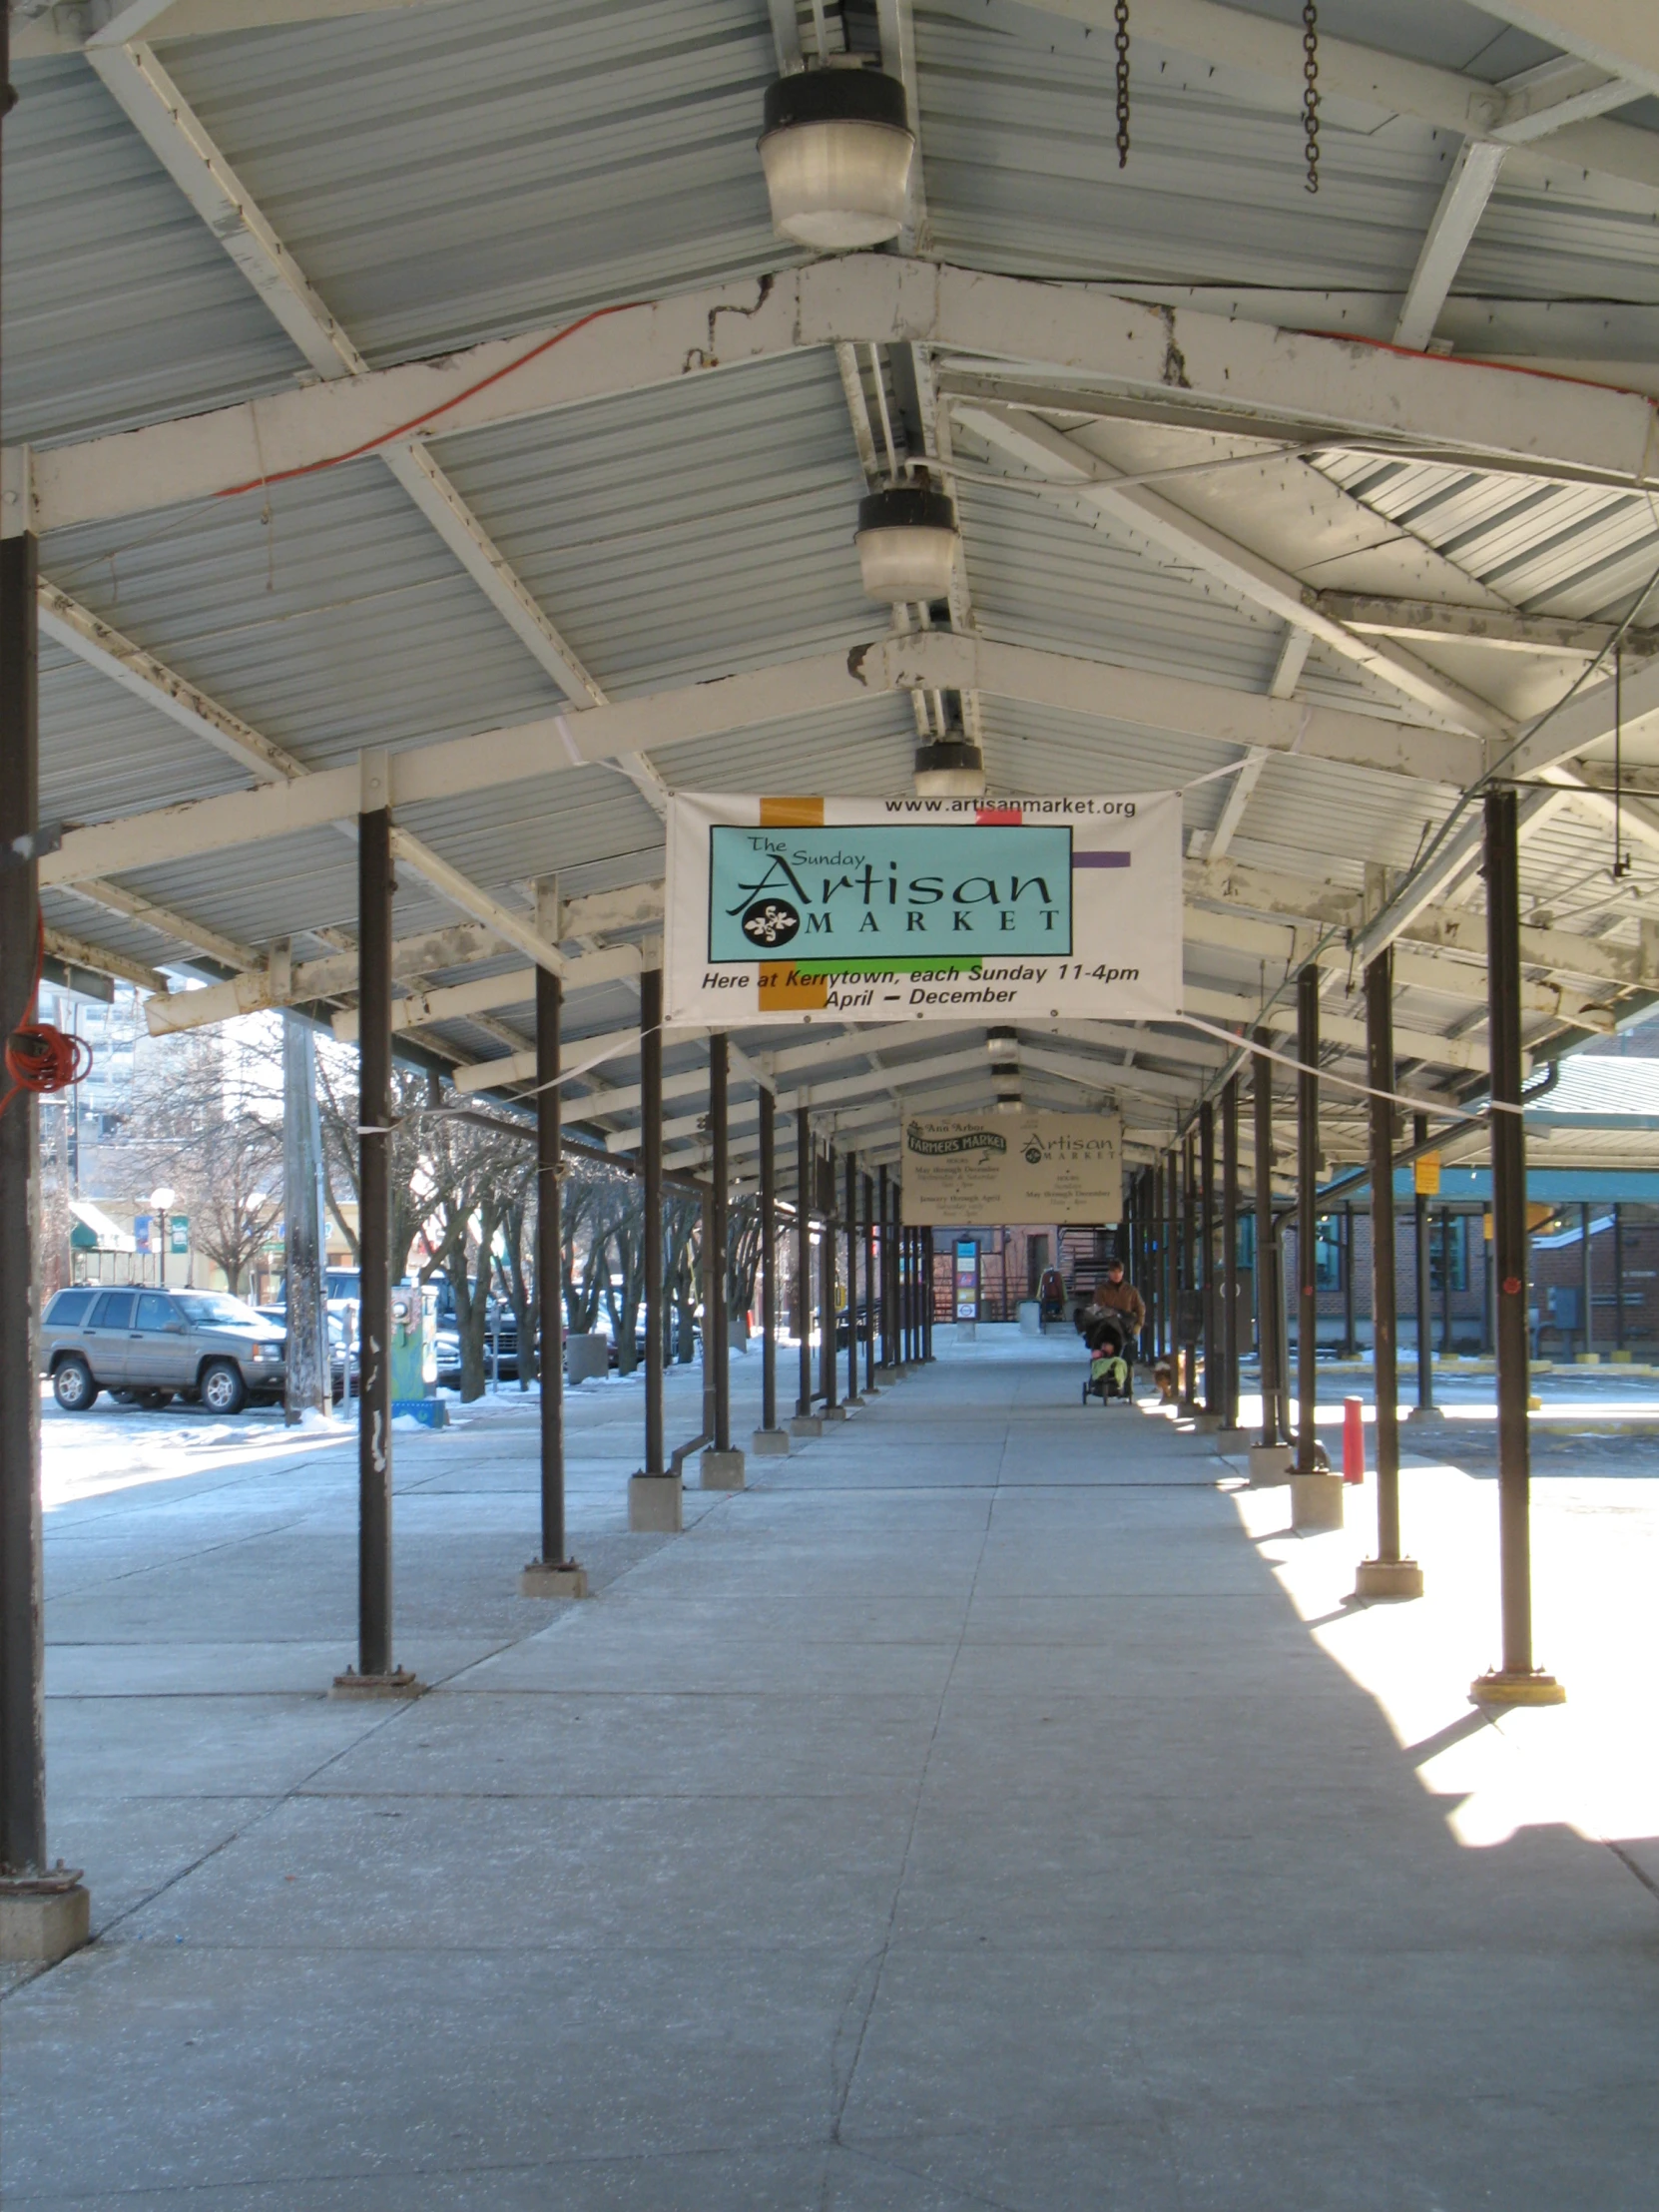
[1114,0,1131,169]
[1301,2,1320,194]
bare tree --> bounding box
[421,1108,525,1401]
[664,1190,703,1365]
[313,1046,431,1285]
[494,1167,539,1387]
[130,1033,281,1296]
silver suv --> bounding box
[41,1286,287,1415]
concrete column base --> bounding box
[1290,1472,1346,1532]
[821,1404,848,1423]
[751,1426,792,1456]
[862,1382,882,1395]
[1354,1556,1424,1601]
[1216,1427,1252,1449]
[628,1474,683,1532]
[329,1668,425,1700]
[842,1393,862,1410]
[1405,1403,1443,1423]
[1248,1442,1293,1485]
[519,1560,589,1598]
[700,1448,747,1489]
[0,1878,91,1964]
[1470,1669,1566,1707]
[1189,1410,1222,1432]
[790,1413,823,1437]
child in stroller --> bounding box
[1081,1311,1134,1405]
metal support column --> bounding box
[760,1084,778,1433]
[821,1143,837,1410]
[1354,949,1421,1599]
[1201,1101,1217,1415]
[797,1111,813,1414]
[877,1164,892,1368]
[1180,1135,1198,1410]
[1580,1202,1593,1360]
[336,774,415,1693]
[1342,1202,1356,1356]
[0,525,54,1893]
[922,1227,934,1359]
[709,1035,730,1452]
[844,1151,860,1403]
[1615,1205,1626,1352]
[533,952,570,1568]
[871,1176,884,1380]
[1413,1114,1434,1411]
[1296,964,1320,1474]
[641,968,665,1473]
[1440,1211,1454,1356]
[1221,1080,1241,1430]
[1477,788,1560,1697]
[1252,1036,1280,1446]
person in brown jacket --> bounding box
[1087,1260,1145,1351]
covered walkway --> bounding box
[7,1336,1658,2208]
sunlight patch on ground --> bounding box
[1228,1459,1659,1856]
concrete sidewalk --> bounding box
[6,1340,1658,2207]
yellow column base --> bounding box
[1469,1670,1566,1707]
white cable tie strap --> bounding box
[1167,1010,1521,1121]
[354,1121,401,1135]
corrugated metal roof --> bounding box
[14,0,1659,1132]
[160,0,786,368]
[430,350,871,700]
[3,56,307,446]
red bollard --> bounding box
[1343,1395,1366,1484]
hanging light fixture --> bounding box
[856,481,959,605]
[759,66,915,251]
[913,712,985,802]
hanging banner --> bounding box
[664,793,1182,1027]
[901,1110,1123,1226]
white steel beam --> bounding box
[1307,594,1656,659]
[1025,1,1659,189]
[16,258,1657,540]
[955,404,1509,739]
[1191,747,1268,861]
[330,941,642,1040]
[451,1024,648,1099]
[1393,141,1508,353]
[59,877,264,972]
[1182,983,1505,1075]
[40,582,302,784]
[45,925,167,994]
[40,629,1486,890]
[1461,4,1659,103]
[84,41,364,379]
[1491,54,1647,142]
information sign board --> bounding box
[666,793,1182,1026]
[902,1110,1123,1226]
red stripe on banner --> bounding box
[976,807,1023,825]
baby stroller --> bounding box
[1081,1313,1134,1406]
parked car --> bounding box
[257,1306,361,1401]
[40,1286,287,1414]
[431,1281,518,1380]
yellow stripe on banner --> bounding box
[759,797,825,828]
[759,963,830,1011]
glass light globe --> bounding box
[760,69,914,251]
[855,484,959,605]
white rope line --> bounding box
[1166,1010,1521,1123]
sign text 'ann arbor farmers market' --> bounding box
[665,795,1182,1026]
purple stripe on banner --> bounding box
[1072,851,1131,868]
